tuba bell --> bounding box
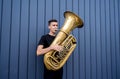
[44,11,83,71]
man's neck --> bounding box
[48,32,56,36]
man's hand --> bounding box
[51,44,63,52]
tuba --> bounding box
[44,11,83,71]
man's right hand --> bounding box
[50,44,63,52]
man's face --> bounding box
[49,22,58,34]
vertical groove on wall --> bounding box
[109,0,112,78]
[100,0,102,78]
[118,0,120,78]
[100,0,103,78]
[52,0,53,18]
[84,21,86,79]
[105,0,108,78]
[8,0,12,78]
[0,0,3,56]
[78,0,80,78]
[119,0,120,56]
[65,0,67,10]
[83,0,86,78]
[44,0,46,34]
[27,0,30,79]
[114,0,117,78]
[116,0,119,78]
[78,0,81,78]
[35,0,38,78]
[113,0,116,77]
[89,0,91,77]
[94,0,97,78]
[95,0,97,78]
[110,0,113,76]
[99,0,103,78]
[104,0,108,79]
[105,0,108,79]
[89,0,91,78]
[18,0,22,78]
[118,0,120,56]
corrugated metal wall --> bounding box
[0,0,120,79]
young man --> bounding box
[37,19,63,79]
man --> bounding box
[36,19,63,79]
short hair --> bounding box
[48,19,58,25]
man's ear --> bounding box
[48,26,50,29]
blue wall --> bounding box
[0,0,120,79]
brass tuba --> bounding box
[44,11,83,70]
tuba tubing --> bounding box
[44,11,83,70]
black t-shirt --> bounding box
[38,34,55,48]
[38,34,63,79]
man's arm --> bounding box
[36,44,63,56]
